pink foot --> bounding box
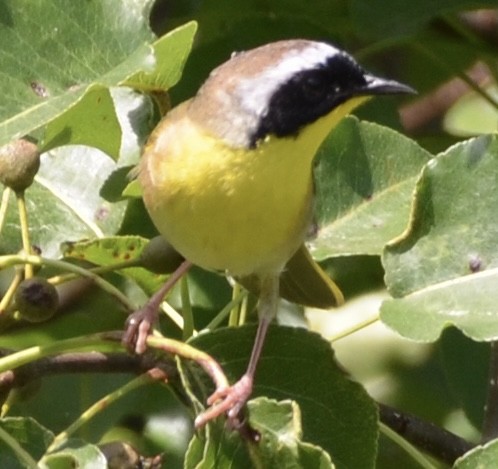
[195,374,255,430]
[122,305,157,354]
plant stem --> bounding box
[146,334,229,391]
[16,191,33,278]
[0,254,134,312]
[228,282,241,327]
[0,187,11,234]
[160,300,186,331]
[49,257,141,285]
[181,275,194,340]
[0,334,124,374]
[0,424,38,468]
[204,289,248,330]
[329,314,379,342]
[0,269,22,313]
[379,422,438,469]
[46,368,167,453]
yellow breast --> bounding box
[139,97,366,277]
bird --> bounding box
[130,39,413,428]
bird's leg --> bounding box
[195,274,279,430]
[122,260,192,353]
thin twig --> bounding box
[379,403,474,465]
[0,351,176,396]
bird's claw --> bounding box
[195,374,256,434]
[122,307,157,354]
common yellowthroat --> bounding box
[132,40,413,427]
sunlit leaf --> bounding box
[454,439,498,468]
[0,0,157,147]
[444,83,498,137]
[382,135,498,341]
[310,117,432,259]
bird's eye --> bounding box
[301,72,328,99]
[305,75,324,90]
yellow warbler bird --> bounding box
[132,39,412,427]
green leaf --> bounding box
[182,326,378,469]
[350,0,498,39]
[439,328,489,428]
[0,145,128,257]
[42,22,198,157]
[124,21,198,92]
[382,135,498,341]
[248,398,334,468]
[454,439,498,468]
[41,86,121,157]
[184,420,251,469]
[41,439,106,469]
[186,398,334,468]
[0,0,157,147]
[122,178,142,198]
[310,117,432,260]
[444,83,498,137]
[0,417,53,467]
[61,236,166,295]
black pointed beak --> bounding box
[363,74,416,96]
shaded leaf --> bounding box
[439,328,489,428]
[350,0,498,39]
[41,439,106,468]
[182,326,377,469]
[310,117,432,260]
[382,135,498,341]
[0,417,53,467]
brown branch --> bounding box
[379,403,474,465]
[0,349,178,397]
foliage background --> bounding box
[1,0,498,467]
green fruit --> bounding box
[139,236,184,274]
[0,139,40,192]
[15,277,59,323]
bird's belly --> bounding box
[139,117,314,277]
